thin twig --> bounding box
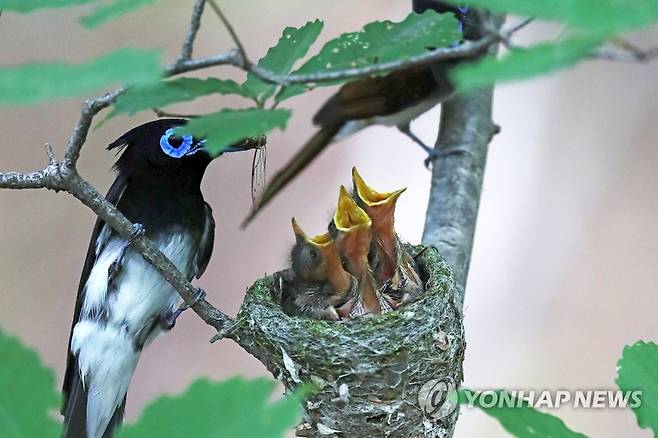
[177,0,207,63]
[482,16,533,50]
[245,19,534,86]
[207,0,250,67]
[592,40,658,63]
[165,49,242,76]
[152,108,201,118]
[62,89,124,170]
[44,143,56,166]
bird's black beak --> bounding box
[219,136,266,155]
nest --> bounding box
[236,245,464,437]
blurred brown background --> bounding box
[1,1,656,437]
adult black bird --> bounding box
[61,119,257,438]
[243,2,479,225]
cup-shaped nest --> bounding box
[236,245,464,437]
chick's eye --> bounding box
[160,128,193,158]
[302,248,318,266]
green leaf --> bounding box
[110,77,252,117]
[276,10,461,102]
[118,377,304,438]
[0,328,61,438]
[439,0,658,34]
[0,48,162,106]
[178,108,291,155]
[79,0,154,28]
[460,390,589,438]
[243,20,324,103]
[616,341,658,436]
[0,0,95,13]
[451,36,601,91]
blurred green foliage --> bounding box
[3,0,656,150]
[616,341,658,437]
[0,328,304,438]
[0,328,60,438]
[0,48,161,106]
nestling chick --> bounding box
[333,186,392,316]
[352,167,423,304]
[281,218,355,320]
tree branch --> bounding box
[165,50,242,76]
[63,90,124,169]
[592,40,658,63]
[176,0,206,63]
[207,0,250,68]
[0,141,239,333]
[167,8,527,87]
[422,16,505,311]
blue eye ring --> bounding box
[160,128,193,158]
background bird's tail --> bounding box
[62,363,126,438]
[243,124,342,225]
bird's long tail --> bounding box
[243,123,342,225]
[62,365,127,438]
[63,323,138,438]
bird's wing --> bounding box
[194,202,215,279]
[313,65,440,126]
[62,175,127,412]
[244,66,449,226]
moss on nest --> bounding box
[236,245,464,437]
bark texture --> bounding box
[237,246,464,437]
[421,88,497,309]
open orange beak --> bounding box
[334,185,371,232]
[352,167,406,212]
[351,167,405,280]
[333,186,372,277]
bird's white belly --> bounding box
[83,232,195,336]
[71,232,196,438]
[109,234,194,337]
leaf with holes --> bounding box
[0,328,61,438]
[110,78,253,117]
[118,377,304,438]
[243,20,324,103]
[438,0,658,34]
[275,10,461,102]
[460,390,589,438]
[0,48,162,106]
[451,36,602,91]
[177,108,291,155]
[616,341,658,436]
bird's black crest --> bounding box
[108,118,188,152]
[108,118,189,173]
